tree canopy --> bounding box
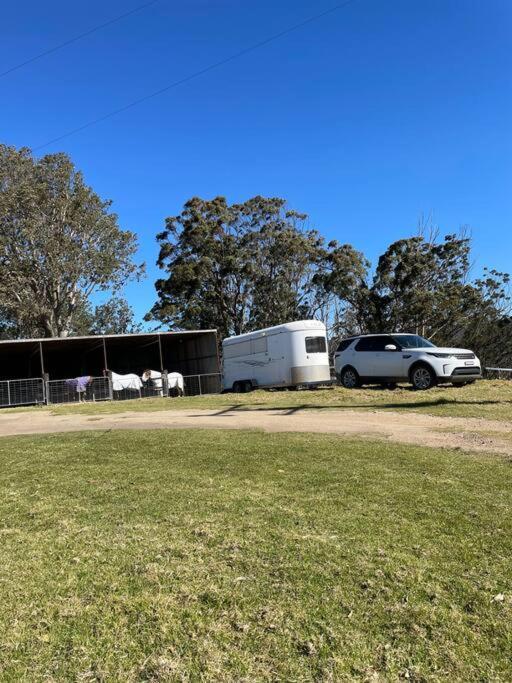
[1,149,510,371]
[149,197,511,366]
[0,145,143,338]
[147,195,368,341]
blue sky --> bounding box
[2,0,511,325]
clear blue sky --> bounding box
[2,0,511,324]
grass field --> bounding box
[1,429,511,681]
[26,379,512,422]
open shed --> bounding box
[0,330,219,381]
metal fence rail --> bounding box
[112,382,164,402]
[485,367,512,379]
[47,377,111,405]
[0,373,222,409]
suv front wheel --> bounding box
[410,364,437,391]
[340,366,360,389]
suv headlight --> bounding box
[427,352,454,359]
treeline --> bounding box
[147,196,512,367]
[1,145,510,367]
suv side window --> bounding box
[355,336,396,352]
[373,335,398,351]
[355,337,376,352]
[336,339,354,353]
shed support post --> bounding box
[107,370,114,401]
[43,373,50,405]
[39,341,45,377]
[158,334,164,373]
[102,338,108,373]
[162,370,169,397]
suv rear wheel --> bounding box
[410,364,436,391]
[340,366,360,389]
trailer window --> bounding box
[305,336,327,353]
[224,340,251,358]
[252,337,267,354]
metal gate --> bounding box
[183,373,222,396]
[0,379,45,408]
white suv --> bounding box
[334,333,481,390]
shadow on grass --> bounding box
[192,397,510,418]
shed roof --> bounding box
[0,329,217,348]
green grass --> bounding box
[1,429,511,681]
[17,379,512,422]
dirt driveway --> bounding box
[1,406,511,455]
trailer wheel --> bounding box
[233,380,252,393]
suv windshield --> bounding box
[392,334,436,349]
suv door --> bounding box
[372,335,405,379]
[352,336,380,377]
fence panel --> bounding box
[112,380,165,401]
[183,375,200,396]
[0,382,9,408]
[0,372,221,408]
[182,373,221,396]
[0,378,45,407]
[47,377,111,405]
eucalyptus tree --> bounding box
[148,195,354,339]
[0,144,143,338]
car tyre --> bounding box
[410,364,437,391]
[340,366,360,389]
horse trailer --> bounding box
[222,320,331,392]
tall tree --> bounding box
[0,145,143,338]
[147,196,356,339]
[313,241,370,340]
[148,196,250,338]
[240,197,325,330]
[368,232,473,338]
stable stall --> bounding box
[0,330,219,407]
